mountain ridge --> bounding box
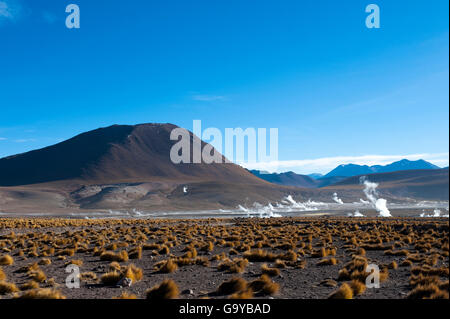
[323,159,440,178]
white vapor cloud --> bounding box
[14,138,36,143]
[192,94,226,102]
[0,0,21,22]
[241,152,449,174]
[0,137,7,141]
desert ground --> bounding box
[0,216,448,299]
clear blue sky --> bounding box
[0,0,448,174]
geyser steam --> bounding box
[360,176,391,217]
[332,193,343,204]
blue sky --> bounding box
[0,0,448,174]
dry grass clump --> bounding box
[157,259,178,273]
[400,259,413,267]
[407,284,449,299]
[159,245,170,255]
[56,248,75,257]
[146,279,179,299]
[328,283,353,299]
[0,281,19,294]
[123,264,143,282]
[311,247,328,258]
[261,264,281,277]
[29,270,47,283]
[109,261,121,272]
[100,250,129,262]
[274,259,287,268]
[243,249,277,262]
[388,261,398,269]
[349,280,366,295]
[317,258,338,266]
[0,254,14,266]
[100,271,122,286]
[218,258,249,274]
[411,266,449,277]
[80,272,98,283]
[201,241,214,252]
[217,277,248,295]
[247,274,279,296]
[0,267,5,281]
[20,280,40,291]
[337,256,367,281]
[113,292,138,299]
[384,249,409,256]
[128,246,142,259]
[66,259,83,267]
[16,288,66,299]
[38,258,52,266]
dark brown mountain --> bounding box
[0,123,264,186]
[0,123,303,214]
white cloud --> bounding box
[0,0,21,23]
[240,152,449,174]
[14,138,36,143]
[192,94,226,102]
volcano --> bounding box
[0,123,263,187]
[0,123,301,214]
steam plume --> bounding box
[360,176,391,217]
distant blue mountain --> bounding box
[324,159,440,178]
[308,173,323,180]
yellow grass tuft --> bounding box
[16,288,66,299]
[100,250,129,262]
[388,261,398,269]
[38,258,52,266]
[317,258,338,266]
[100,271,122,286]
[158,259,178,273]
[217,277,248,295]
[0,255,14,266]
[248,274,279,296]
[328,283,353,299]
[146,279,179,299]
[129,246,142,259]
[123,264,143,282]
[29,270,47,283]
[350,280,366,295]
[0,281,19,294]
[113,292,138,299]
[66,259,83,267]
[20,280,40,291]
[80,272,98,283]
[261,264,281,277]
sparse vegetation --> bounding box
[0,216,447,299]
